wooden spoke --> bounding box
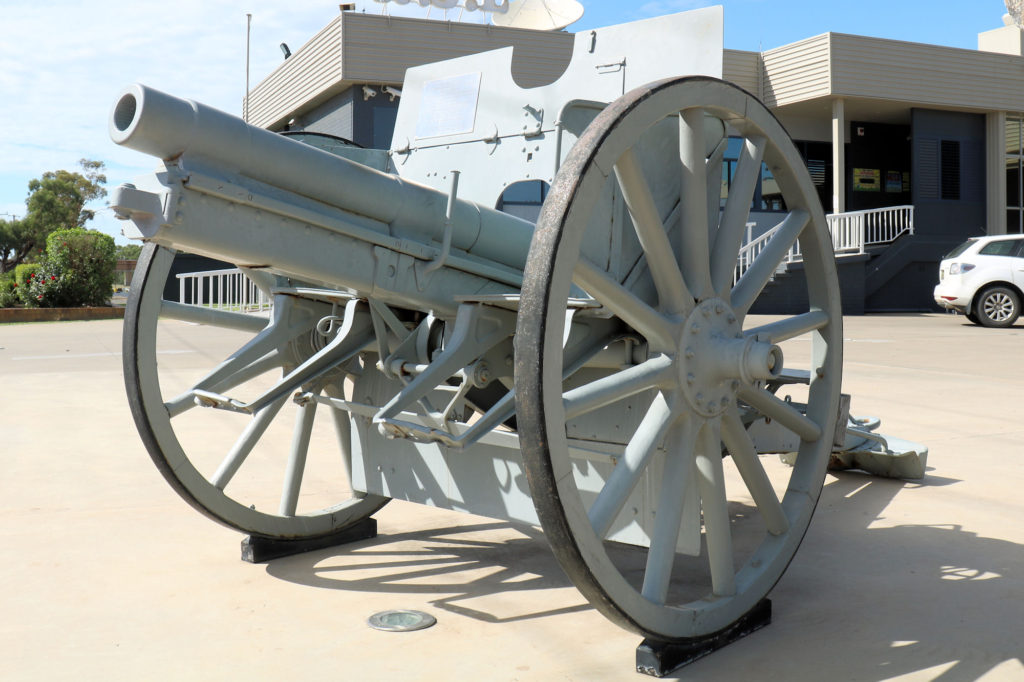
[159,299,269,333]
[563,354,675,420]
[615,147,692,315]
[721,409,788,535]
[640,415,699,604]
[738,385,822,442]
[745,310,829,344]
[710,135,767,295]
[279,396,318,516]
[588,394,677,539]
[679,107,713,300]
[695,418,736,597]
[210,395,289,490]
[573,258,676,350]
[731,209,809,316]
[706,136,727,253]
[165,350,283,418]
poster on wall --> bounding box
[885,171,902,193]
[853,168,881,192]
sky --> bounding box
[0,0,1010,244]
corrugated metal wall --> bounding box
[301,88,355,140]
[830,34,1024,112]
[247,17,344,129]
[723,49,760,97]
[760,35,831,108]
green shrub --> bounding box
[0,271,18,308]
[25,229,117,308]
[13,263,43,306]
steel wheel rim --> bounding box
[516,77,842,640]
[124,243,386,538]
[984,292,1013,321]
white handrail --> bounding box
[735,205,914,283]
[826,204,914,248]
[175,268,272,313]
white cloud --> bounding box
[0,0,356,241]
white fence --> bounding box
[736,205,914,283]
[176,268,272,313]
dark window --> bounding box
[496,180,550,223]
[940,140,961,200]
[1007,209,1023,234]
[979,239,1020,256]
[719,137,786,212]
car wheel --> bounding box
[974,286,1020,328]
[965,311,981,325]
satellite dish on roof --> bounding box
[492,0,584,31]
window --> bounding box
[496,180,549,223]
[940,140,961,201]
[979,239,1019,256]
[1006,116,1024,233]
[719,137,786,212]
[919,137,964,202]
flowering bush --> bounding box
[11,230,116,307]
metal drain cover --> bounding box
[367,609,437,632]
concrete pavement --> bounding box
[0,314,1021,681]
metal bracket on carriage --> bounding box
[376,305,626,448]
[189,297,374,415]
[748,390,929,480]
[374,302,518,443]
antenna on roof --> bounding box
[491,0,584,31]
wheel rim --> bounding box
[515,77,842,640]
[983,292,1014,322]
[123,244,387,538]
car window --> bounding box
[1015,241,1024,258]
[978,240,1020,257]
[945,240,976,258]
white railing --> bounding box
[826,204,914,249]
[736,205,915,283]
[175,268,272,313]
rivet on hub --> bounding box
[687,373,695,384]
[685,347,695,359]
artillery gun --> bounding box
[111,7,856,670]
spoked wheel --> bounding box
[515,77,842,641]
[124,244,387,539]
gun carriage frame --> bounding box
[113,8,842,647]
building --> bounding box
[246,7,1024,313]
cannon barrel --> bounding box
[109,83,535,274]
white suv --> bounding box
[934,234,1024,327]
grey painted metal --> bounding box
[123,244,389,538]
[512,76,843,641]
[114,6,847,645]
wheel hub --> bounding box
[676,298,783,418]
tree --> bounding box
[0,159,107,274]
[115,243,143,260]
